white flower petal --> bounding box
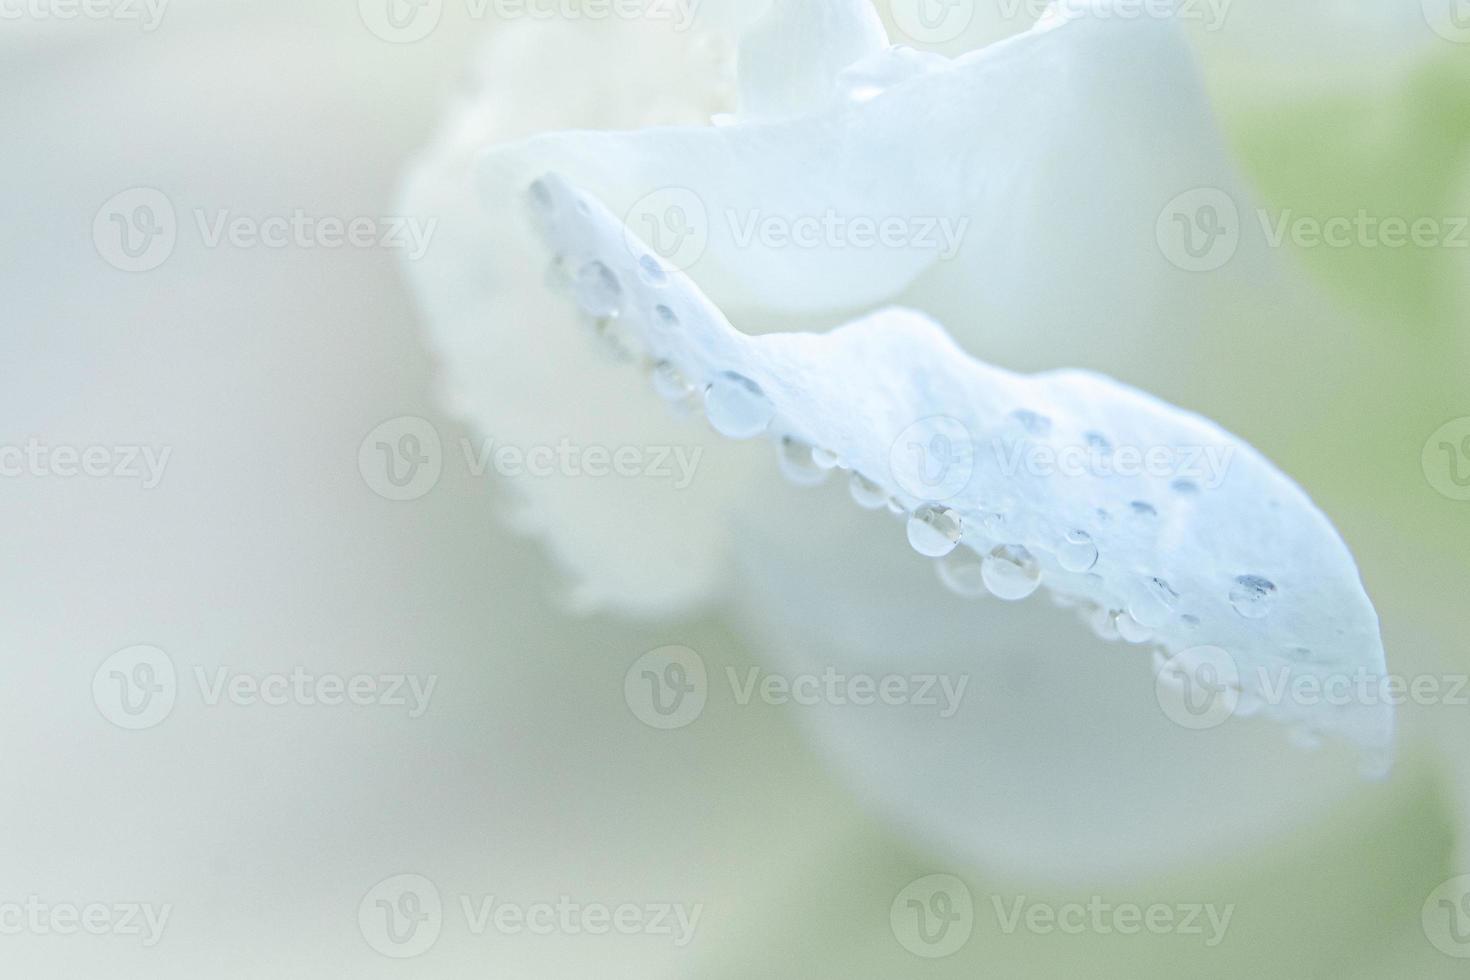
[736,0,888,118]
[525,171,1392,760]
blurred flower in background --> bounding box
[1,1,1468,977]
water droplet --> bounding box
[1011,410,1052,436]
[591,317,640,362]
[574,261,622,318]
[1129,577,1178,628]
[637,254,669,286]
[1057,530,1098,573]
[704,372,774,439]
[653,304,678,328]
[886,497,907,516]
[1229,575,1277,619]
[650,361,695,403]
[1085,431,1113,454]
[1089,607,1121,641]
[527,179,554,214]
[849,473,888,510]
[1180,614,1201,630]
[936,548,988,597]
[1171,478,1199,495]
[907,505,963,558]
[811,447,841,470]
[1130,501,1157,519]
[982,545,1042,601]
[776,436,829,487]
[1115,611,1153,644]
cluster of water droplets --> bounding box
[525,178,1347,761]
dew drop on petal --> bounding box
[1115,611,1153,644]
[936,548,988,598]
[527,179,554,214]
[849,473,888,510]
[637,254,669,287]
[1057,530,1098,573]
[653,304,679,328]
[704,372,774,439]
[1129,577,1179,629]
[574,260,623,318]
[650,360,695,403]
[1011,410,1052,436]
[1230,575,1277,619]
[907,505,963,558]
[1089,606,1122,641]
[1172,478,1200,495]
[776,436,829,487]
[811,446,841,470]
[982,544,1043,601]
[1130,500,1157,520]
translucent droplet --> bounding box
[849,473,888,510]
[907,505,963,558]
[637,254,669,286]
[1011,410,1052,436]
[1171,478,1200,495]
[982,545,1042,601]
[650,361,695,403]
[936,548,988,598]
[1115,611,1153,644]
[1130,501,1157,519]
[1180,614,1201,630]
[1129,578,1179,629]
[574,261,622,318]
[1084,431,1113,454]
[591,317,640,363]
[1057,530,1098,573]
[811,447,841,470]
[776,436,829,487]
[1089,606,1122,641]
[704,373,774,439]
[527,179,554,214]
[1230,575,1277,619]
[653,304,678,328]
[886,497,907,516]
